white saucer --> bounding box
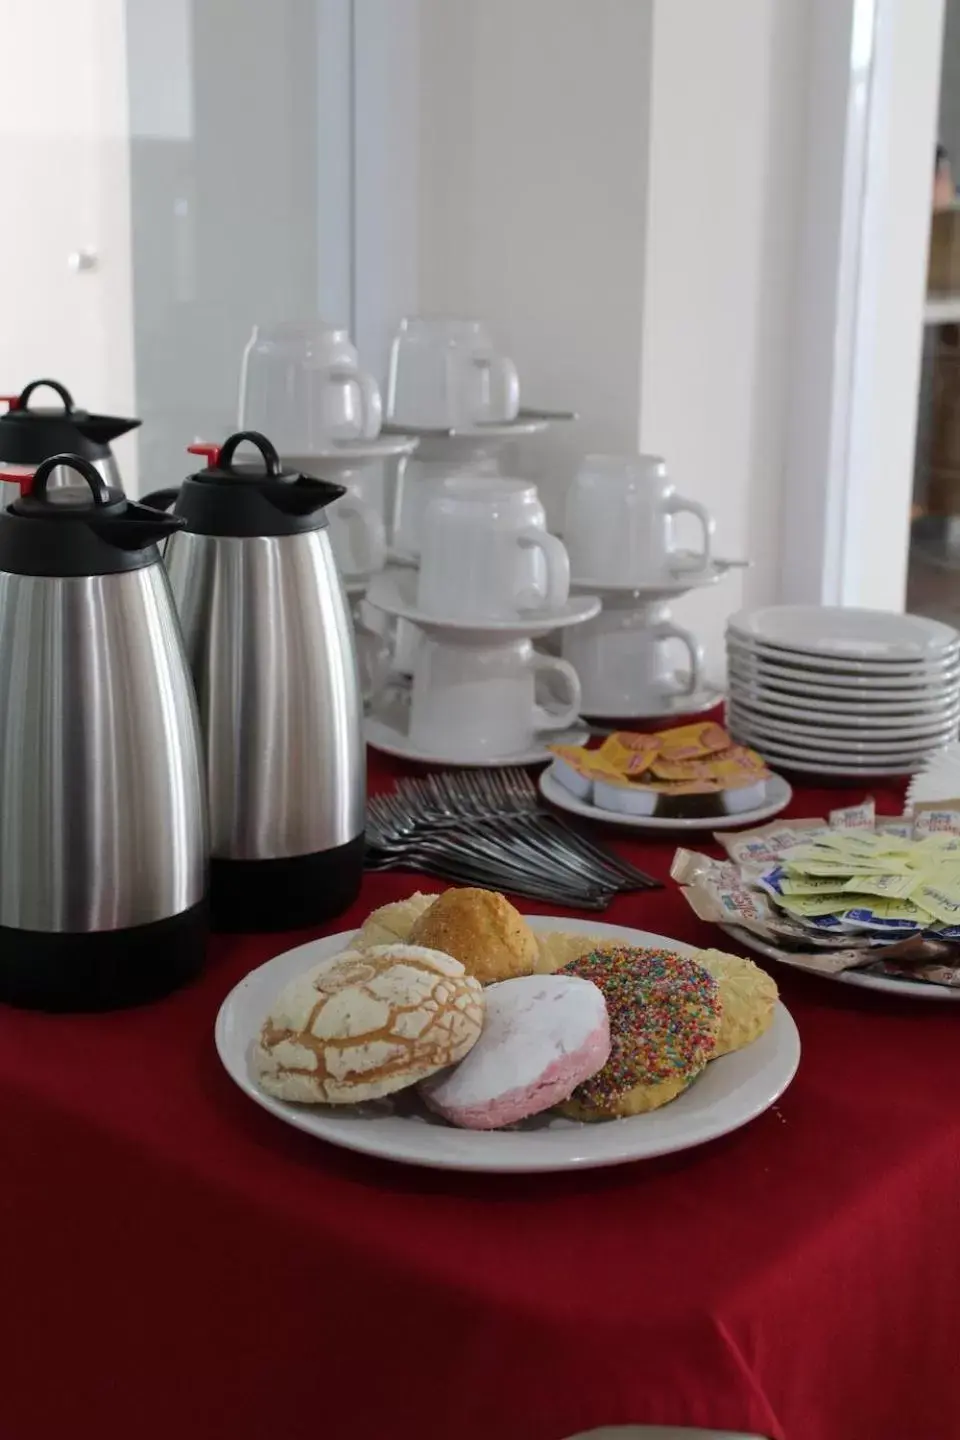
[727,717,951,765]
[580,681,724,722]
[571,558,745,601]
[215,916,800,1173]
[364,712,590,768]
[727,654,960,698]
[539,763,793,832]
[727,695,960,742]
[728,632,960,677]
[288,435,420,473]
[728,604,960,664]
[727,673,960,717]
[365,568,602,639]
[726,725,946,776]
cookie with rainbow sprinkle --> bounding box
[557,945,721,1120]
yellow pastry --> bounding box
[409,887,538,984]
[691,948,778,1057]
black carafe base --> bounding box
[0,900,208,1012]
[211,834,366,933]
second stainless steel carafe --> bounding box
[145,431,365,932]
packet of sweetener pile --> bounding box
[829,797,876,830]
[912,809,960,839]
[715,819,829,866]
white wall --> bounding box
[415,0,815,681]
[639,0,812,676]
[417,0,653,506]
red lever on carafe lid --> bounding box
[0,397,22,413]
[187,441,222,468]
[0,469,36,495]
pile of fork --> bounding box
[366,768,660,909]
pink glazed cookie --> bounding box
[420,974,610,1129]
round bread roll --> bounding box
[691,948,778,1057]
[351,891,439,950]
[408,887,538,985]
[558,945,721,1120]
[421,974,610,1129]
[254,944,484,1104]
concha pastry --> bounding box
[351,892,439,950]
[254,944,484,1104]
[408,887,538,984]
[558,945,721,1120]
[691,948,778,1057]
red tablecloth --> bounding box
[3,752,960,1440]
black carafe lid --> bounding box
[141,431,346,538]
[0,379,141,465]
[0,454,186,577]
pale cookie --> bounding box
[691,948,778,1057]
[351,892,439,950]
[254,944,484,1104]
[534,931,607,974]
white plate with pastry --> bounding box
[215,905,800,1173]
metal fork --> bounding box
[400,774,619,897]
[366,795,612,908]
[373,788,611,904]
[447,769,660,891]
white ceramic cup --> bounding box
[417,477,570,621]
[562,599,704,715]
[410,636,581,758]
[387,317,520,430]
[564,454,714,585]
[239,321,383,449]
[393,455,500,557]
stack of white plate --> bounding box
[726,605,960,777]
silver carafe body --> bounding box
[0,455,208,1010]
[148,432,364,932]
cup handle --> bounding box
[651,621,704,697]
[355,368,383,439]
[531,654,582,731]
[517,527,570,611]
[663,494,715,572]
[329,366,383,440]
[489,355,520,421]
[334,492,386,576]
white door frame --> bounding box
[781,0,945,611]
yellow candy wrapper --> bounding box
[595,732,660,776]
